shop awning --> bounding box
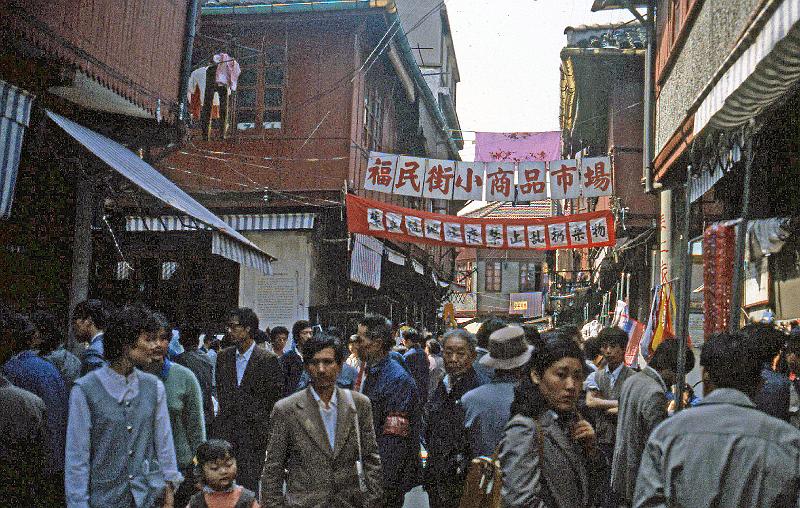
[125,213,315,232]
[47,111,275,274]
[1,80,34,219]
[693,0,800,135]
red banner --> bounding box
[346,194,615,250]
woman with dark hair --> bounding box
[32,310,81,390]
[499,331,603,508]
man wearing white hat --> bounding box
[461,325,534,457]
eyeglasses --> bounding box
[226,323,244,330]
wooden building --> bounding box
[121,0,464,333]
[0,0,274,328]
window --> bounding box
[236,44,286,132]
[458,261,474,292]
[519,262,540,292]
[485,261,502,292]
[363,87,383,151]
[656,0,698,84]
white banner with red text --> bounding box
[362,151,613,201]
[346,194,616,250]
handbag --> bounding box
[458,417,550,508]
[343,390,369,496]
[458,450,502,508]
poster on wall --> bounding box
[348,193,615,251]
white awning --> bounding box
[47,111,274,274]
[126,213,315,232]
[0,80,34,219]
[694,0,800,134]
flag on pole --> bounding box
[640,283,676,360]
[616,301,645,368]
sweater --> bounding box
[163,361,206,468]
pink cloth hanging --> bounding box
[213,53,242,92]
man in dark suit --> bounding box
[213,308,283,492]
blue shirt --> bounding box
[2,350,68,473]
[235,342,255,386]
[584,362,624,391]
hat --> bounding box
[479,325,534,370]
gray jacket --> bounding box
[261,387,384,507]
[610,366,668,503]
[634,388,800,508]
[499,411,603,508]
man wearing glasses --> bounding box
[212,307,283,492]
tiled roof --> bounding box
[463,201,553,219]
[564,22,646,50]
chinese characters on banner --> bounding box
[348,194,615,251]
[548,159,581,200]
[365,151,612,201]
[516,161,548,202]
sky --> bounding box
[447,0,639,161]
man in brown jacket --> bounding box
[262,335,383,507]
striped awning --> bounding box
[125,213,315,232]
[694,0,800,134]
[0,80,34,219]
[47,111,274,275]
[350,233,383,290]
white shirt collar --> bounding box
[236,341,256,361]
[309,385,338,410]
[97,365,139,403]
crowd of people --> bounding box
[2,299,800,507]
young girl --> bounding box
[187,440,260,508]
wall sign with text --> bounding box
[363,151,613,201]
[346,194,615,251]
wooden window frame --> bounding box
[519,262,539,292]
[363,86,383,151]
[234,43,287,134]
[655,0,703,89]
[485,261,502,293]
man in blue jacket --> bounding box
[356,314,421,507]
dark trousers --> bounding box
[237,449,266,494]
[384,489,407,508]
[426,481,463,508]
[174,466,198,508]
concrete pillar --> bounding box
[659,188,672,283]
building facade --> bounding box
[558,21,658,323]
[117,0,463,333]
[452,202,551,322]
[0,0,204,320]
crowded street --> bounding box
[2,0,800,507]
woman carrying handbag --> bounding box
[498,331,604,508]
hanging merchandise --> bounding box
[346,194,615,251]
[640,282,676,360]
[363,151,613,202]
[703,222,736,334]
